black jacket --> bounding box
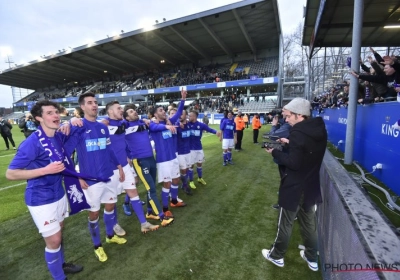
[0,120,12,136]
[272,117,327,212]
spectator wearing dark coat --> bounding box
[0,117,16,150]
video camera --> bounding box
[261,135,283,151]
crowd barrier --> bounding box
[318,151,400,279]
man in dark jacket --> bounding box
[0,117,16,150]
[18,114,38,138]
[261,98,327,272]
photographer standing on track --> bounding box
[19,113,38,138]
[261,98,327,272]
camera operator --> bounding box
[19,113,38,138]
[264,112,291,210]
[261,98,327,272]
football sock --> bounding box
[130,196,146,224]
[88,218,101,248]
[161,187,170,208]
[188,168,194,181]
[170,184,179,204]
[113,204,119,225]
[180,173,188,188]
[228,151,232,161]
[45,246,65,280]
[197,167,203,178]
[103,210,115,238]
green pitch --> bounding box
[0,124,323,280]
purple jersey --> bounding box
[221,118,236,139]
[8,132,67,206]
[188,121,217,150]
[149,100,185,163]
[64,119,119,186]
[107,118,128,167]
[125,120,153,159]
[177,122,191,155]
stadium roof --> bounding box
[303,0,400,54]
[0,0,281,90]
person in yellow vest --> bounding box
[243,113,249,128]
[252,113,261,144]
[234,111,245,151]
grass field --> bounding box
[0,124,398,280]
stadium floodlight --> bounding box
[139,18,155,31]
[163,18,166,22]
[384,25,400,29]
[104,70,108,73]
[121,30,124,33]
[155,20,159,24]
[86,40,95,47]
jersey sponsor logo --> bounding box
[192,130,201,136]
[182,131,190,138]
[226,125,234,130]
[162,130,172,139]
[85,138,107,151]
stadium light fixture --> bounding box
[163,18,166,22]
[121,30,124,33]
[86,40,95,47]
[104,70,108,73]
[155,20,159,24]
[139,18,155,31]
[383,25,400,29]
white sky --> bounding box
[0,0,306,108]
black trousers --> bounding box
[269,203,318,262]
[253,129,259,143]
[1,133,15,149]
[235,130,243,150]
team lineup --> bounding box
[5,89,235,280]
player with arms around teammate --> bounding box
[64,92,127,262]
[149,89,187,218]
[220,110,236,166]
[6,100,83,280]
[124,105,174,227]
[104,101,159,233]
[187,110,221,189]
[176,109,193,195]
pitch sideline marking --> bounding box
[0,154,15,158]
[0,182,26,191]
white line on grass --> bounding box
[0,154,15,158]
[0,182,26,191]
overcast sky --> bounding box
[0,0,306,108]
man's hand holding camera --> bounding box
[264,137,289,154]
